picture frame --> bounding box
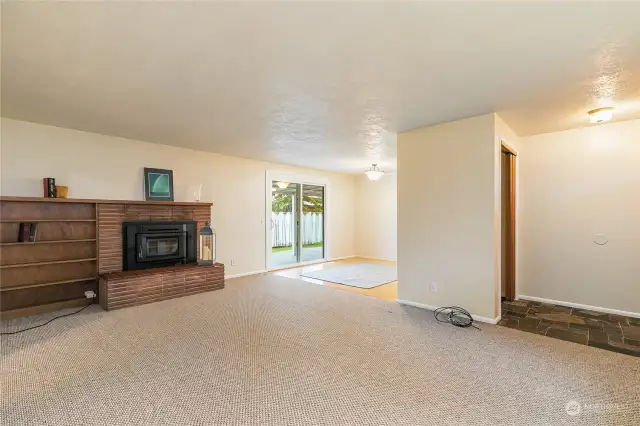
[144,167,174,201]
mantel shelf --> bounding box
[0,219,97,223]
[0,196,212,207]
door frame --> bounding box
[499,140,518,313]
[265,170,329,271]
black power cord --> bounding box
[0,303,93,336]
[434,306,480,330]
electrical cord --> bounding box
[0,303,93,336]
[434,306,480,330]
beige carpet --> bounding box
[1,274,639,425]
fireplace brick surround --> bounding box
[99,263,224,311]
[97,201,224,311]
[97,202,210,274]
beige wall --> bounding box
[0,118,356,276]
[494,114,521,310]
[355,174,397,260]
[516,119,640,314]
[397,114,500,320]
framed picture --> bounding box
[144,168,174,201]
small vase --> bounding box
[194,183,203,202]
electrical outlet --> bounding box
[84,290,96,299]
[429,282,438,292]
[231,259,236,266]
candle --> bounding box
[203,246,212,261]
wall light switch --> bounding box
[430,282,438,292]
[231,259,236,266]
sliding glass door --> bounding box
[269,180,324,268]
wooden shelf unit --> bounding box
[0,196,215,318]
[0,198,99,317]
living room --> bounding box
[1,2,639,425]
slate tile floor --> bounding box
[499,300,640,357]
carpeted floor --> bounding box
[1,274,639,425]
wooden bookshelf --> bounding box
[0,196,216,319]
[0,198,99,317]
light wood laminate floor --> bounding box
[272,257,398,302]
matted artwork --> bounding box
[144,167,174,201]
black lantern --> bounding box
[198,221,216,265]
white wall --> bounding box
[397,114,500,320]
[0,118,356,276]
[517,119,640,314]
[354,174,397,260]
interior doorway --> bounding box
[501,144,517,301]
[269,180,325,269]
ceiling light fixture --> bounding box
[276,181,290,189]
[588,107,614,123]
[365,164,384,181]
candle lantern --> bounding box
[198,221,216,265]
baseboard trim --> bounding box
[356,255,397,262]
[225,270,267,280]
[517,295,640,319]
[330,255,357,261]
[396,299,500,325]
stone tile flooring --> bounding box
[498,300,640,357]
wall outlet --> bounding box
[429,282,438,292]
[231,259,236,266]
[84,290,96,299]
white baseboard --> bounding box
[225,270,267,280]
[396,299,500,325]
[517,295,640,319]
[356,255,397,262]
[330,255,357,261]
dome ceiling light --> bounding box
[365,164,384,181]
[588,107,614,124]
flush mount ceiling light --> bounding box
[276,181,290,189]
[588,107,614,123]
[365,164,384,181]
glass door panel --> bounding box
[300,184,324,262]
[270,181,300,268]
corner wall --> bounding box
[0,118,357,277]
[516,119,640,314]
[397,114,500,320]
[354,174,397,260]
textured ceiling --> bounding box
[2,1,640,173]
